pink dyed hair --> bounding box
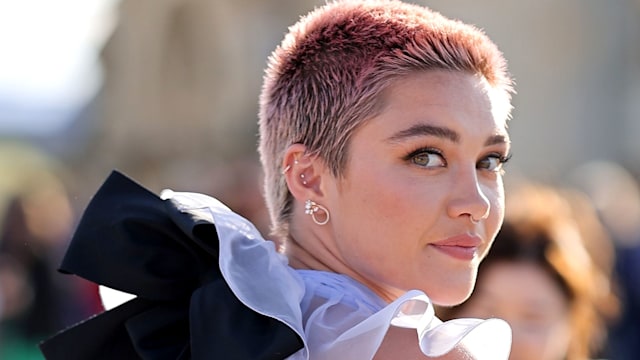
[258,0,514,239]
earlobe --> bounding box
[282,144,325,201]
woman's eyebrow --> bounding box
[386,124,459,143]
[386,123,510,147]
[485,134,510,146]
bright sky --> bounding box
[0,0,119,135]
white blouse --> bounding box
[102,190,512,359]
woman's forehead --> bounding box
[361,71,509,141]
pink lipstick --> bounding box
[430,234,481,261]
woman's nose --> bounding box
[446,169,490,223]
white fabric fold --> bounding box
[419,317,512,358]
[161,191,512,359]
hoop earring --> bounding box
[305,200,330,225]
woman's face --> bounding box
[452,261,572,360]
[321,70,510,305]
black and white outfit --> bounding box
[40,171,511,359]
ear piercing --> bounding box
[282,159,299,174]
[470,210,490,224]
[305,200,330,225]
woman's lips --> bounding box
[429,234,482,261]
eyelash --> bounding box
[482,152,512,172]
[403,147,512,171]
[494,153,512,165]
[404,147,445,167]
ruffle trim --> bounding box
[164,190,511,359]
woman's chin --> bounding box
[429,287,474,307]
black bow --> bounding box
[39,171,303,360]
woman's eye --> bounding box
[410,150,446,168]
[477,153,511,172]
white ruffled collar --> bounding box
[159,190,512,359]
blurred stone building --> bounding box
[76,0,323,193]
[69,0,334,234]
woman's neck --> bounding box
[284,235,334,272]
[284,234,402,303]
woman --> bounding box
[41,0,515,359]
[437,184,619,360]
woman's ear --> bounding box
[282,144,326,201]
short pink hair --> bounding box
[258,0,514,238]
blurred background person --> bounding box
[437,183,619,360]
[0,144,102,360]
[568,161,640,359]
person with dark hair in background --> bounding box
[0,176,101,359]
[568,161,640,360]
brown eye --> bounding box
[412,150,446,168]
[477,154,510,172]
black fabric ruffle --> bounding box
[39,170,303,360]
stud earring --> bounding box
[305,200,330,225]
[282,159,299,174]
[300,173,307,185]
